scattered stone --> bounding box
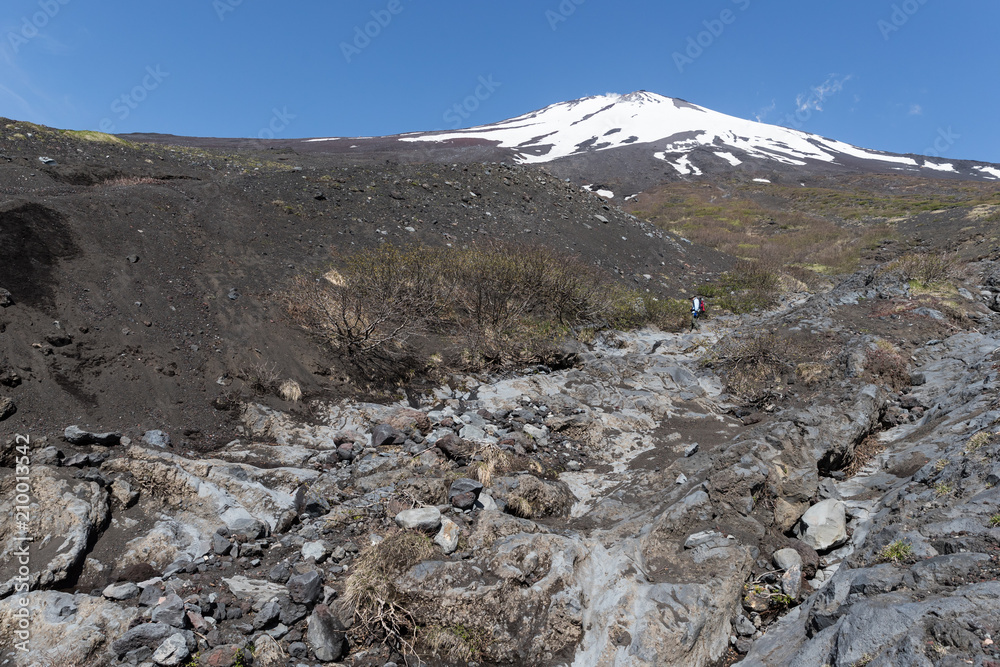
[734,614,756,637]
[151,594,187,628]
[781,564,802,599]
[103,582,140,600]
[126,254,140,263]
[772,548,803,572]
[449,478,484,503]
[371,423,399,448]
[676,474,688,485]
[143,430,171,447]
[253,600,281,630]
[111,623,175,657]
[213,533,233,556]
[64,425,121,446]
[395,507,442,532]
[795,499,848,551]
[287,571,323,605]
[301,540,329,563]
[684,443,699,457]
[435,517,461,554]
[475,493,499,511]
[0,288,13,307]
[228,288,240,300]
[307,604,349,662]
[451,491,477,511]
[151,632,190,666]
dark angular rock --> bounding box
[279,597,309,625]
[268,560,291,583]
[288,570,323,605]
[307,604,349,662]
[451,491,477,511]
[336,443,357,462]
[110,622,175,657]
[0,288,13,307]
[371,423,399,448]
[253,600,281,630]
[64,425,121,446]
[449,478,484,502]
[435,434,470,461]
[151,594,187,628]
[213,533,232,556]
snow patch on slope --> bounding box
[975,166,1000,180]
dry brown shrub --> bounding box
[865,342,910,390]
[345,531,435,653]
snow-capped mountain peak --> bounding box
[391,91,988,180]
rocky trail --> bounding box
[3,261,1000,667]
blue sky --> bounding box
[2,0,998,162]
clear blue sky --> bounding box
[2,0,998,162]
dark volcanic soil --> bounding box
[0,119,731,449]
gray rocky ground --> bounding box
[2,262,1000,667]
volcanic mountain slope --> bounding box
[0,119,727,449]
[130,92,1000,200]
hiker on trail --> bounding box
[691,296,706,329]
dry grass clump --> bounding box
[423,624,489,662]
[278,379,302,402]
[795,362,829,386]
[345,531,436,653]
[865,340,910,391]
[471,442,513,487]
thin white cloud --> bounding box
[909,104,923,116]
[755,100,776,122]
[796,74,853,113]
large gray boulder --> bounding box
[795,499,848,551]
[394,507,442,532]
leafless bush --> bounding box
[239,361,281,396]
[883,252,961,287]
[284,242,682,377]
[712,331,785,402]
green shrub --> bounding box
[700,259,782,313]
[878,540,912,564]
